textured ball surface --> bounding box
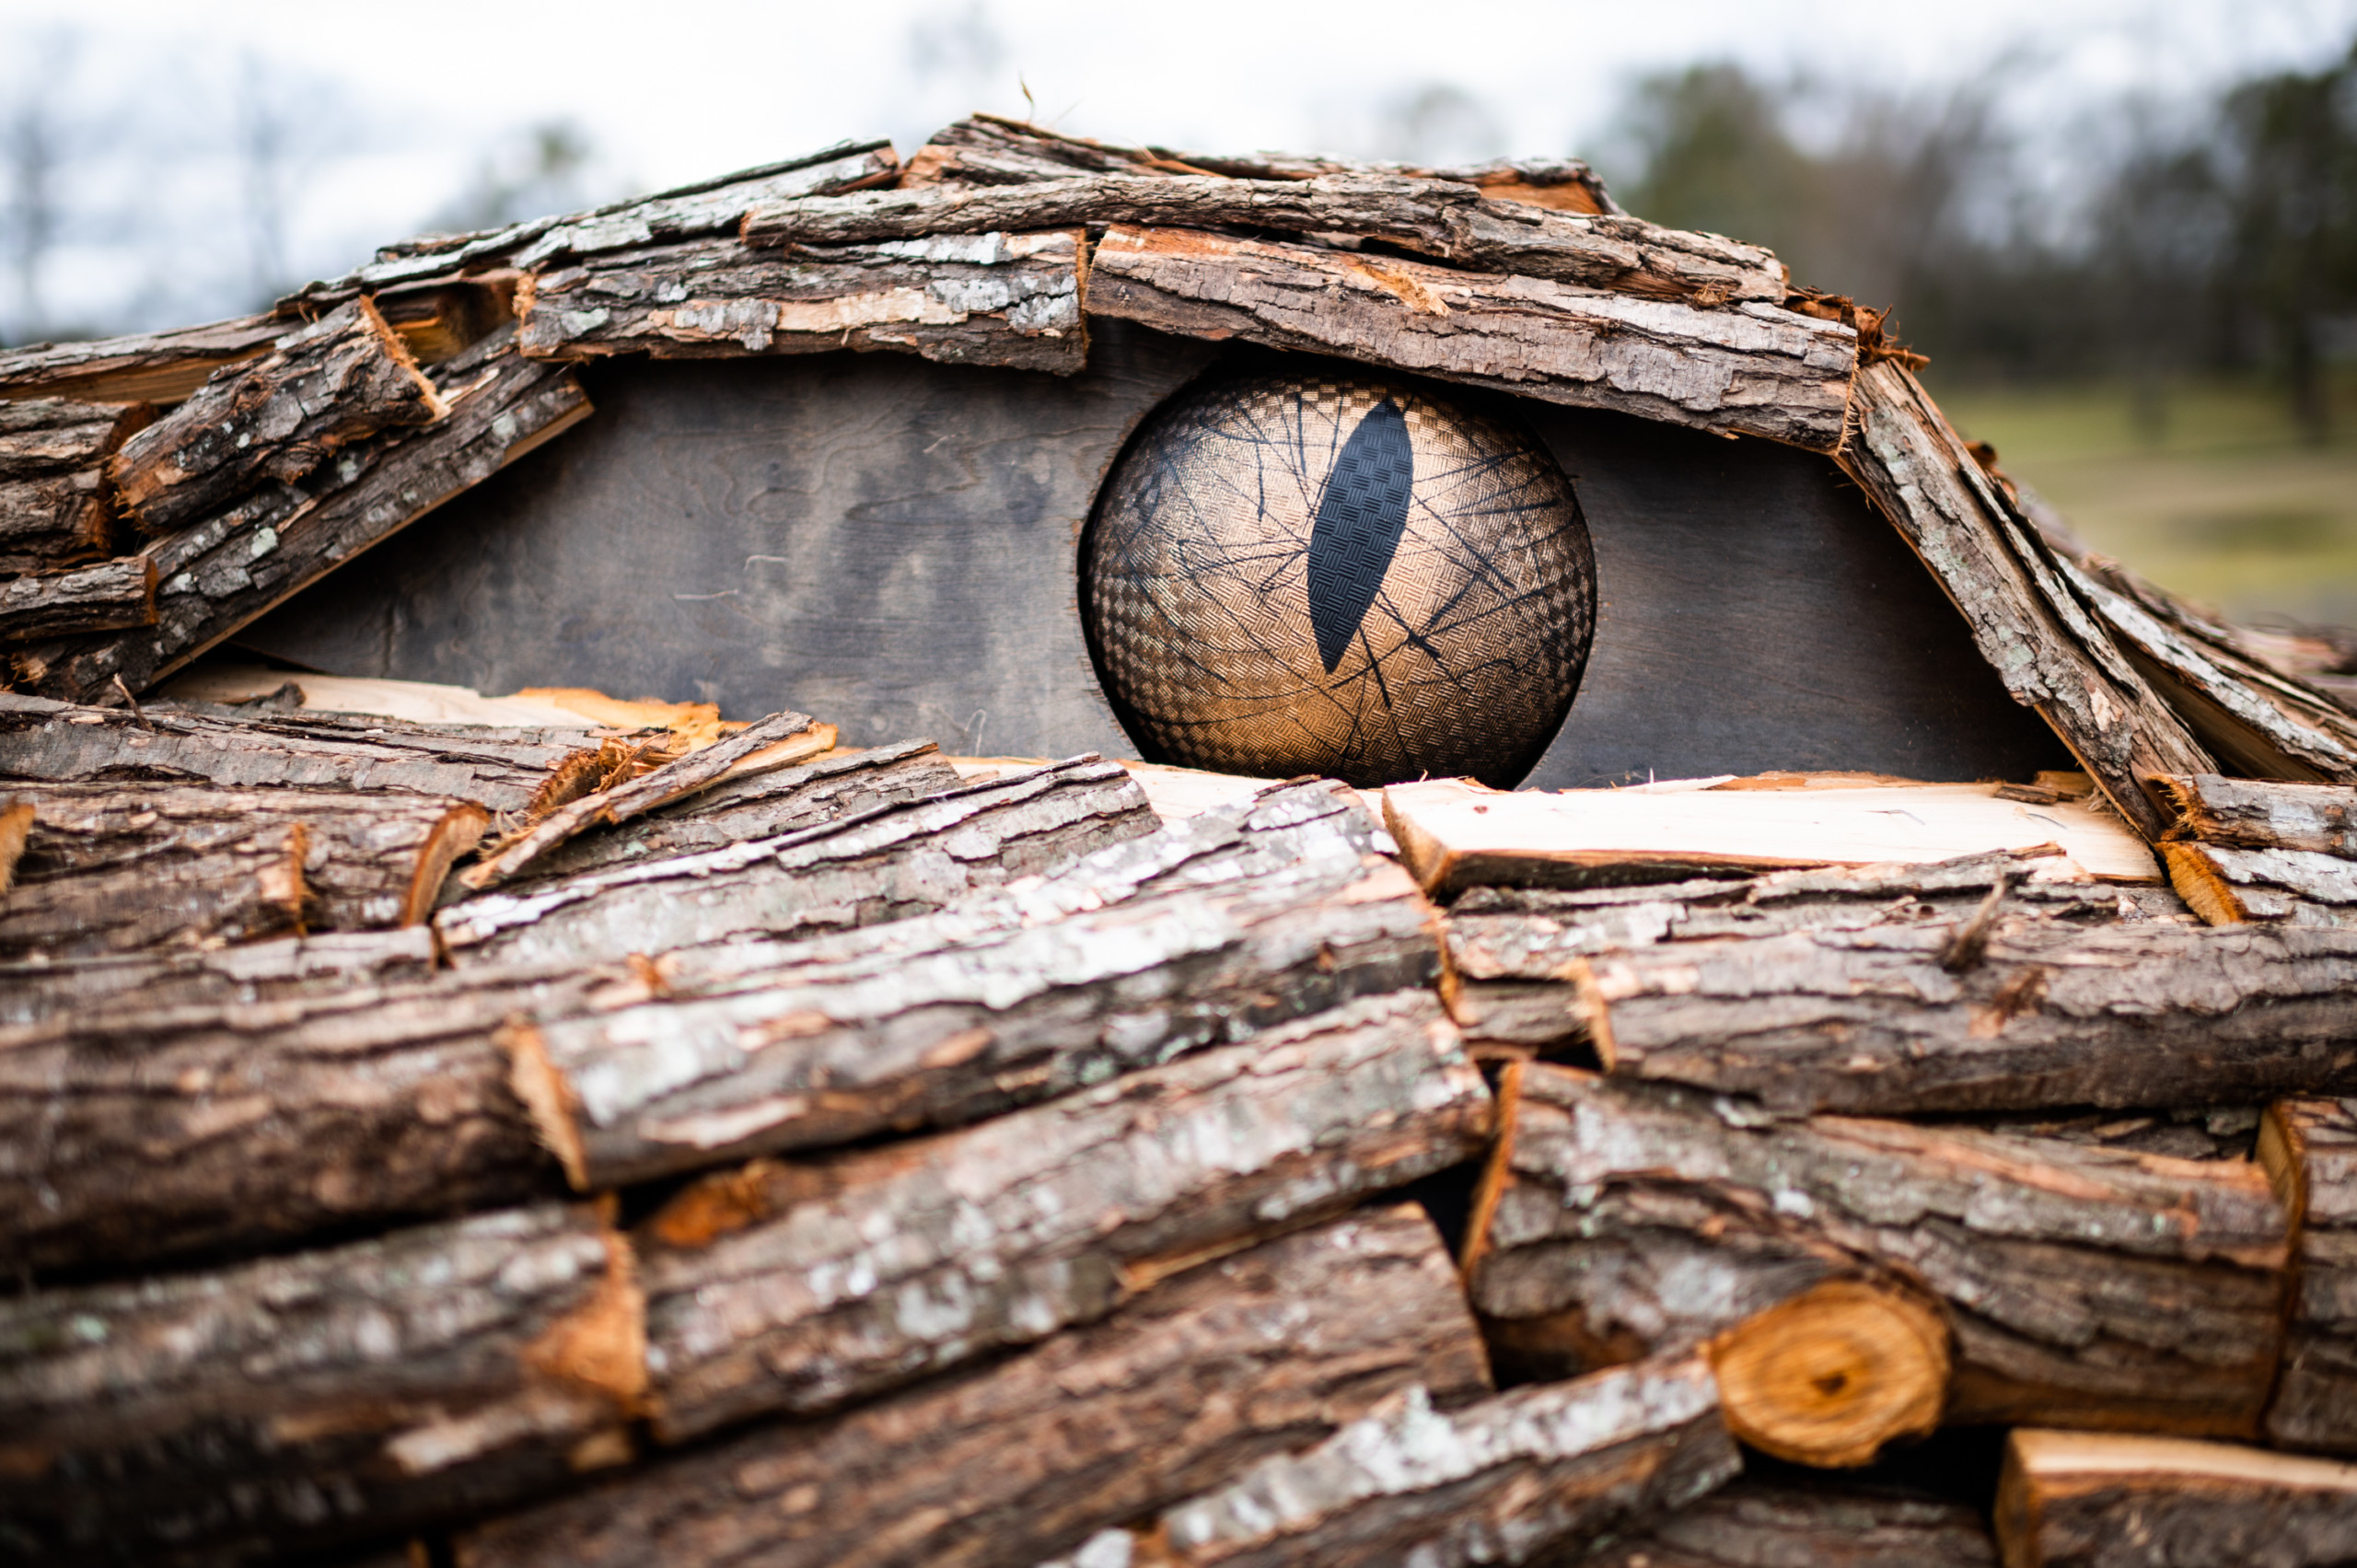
[1081,371,1596,788]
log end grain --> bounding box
[1707,1278,1951,1469]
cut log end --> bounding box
[2160,839,2248,925]
[406,802,491,923]
[1707,1277,1951,1468]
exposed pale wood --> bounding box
[456,1207,1491,1568]
[1573,913,2357,1112]
[0,396,152,571]
[0,1202,640,1563]
[1387,777,2158,897]
[517,229,1088,374]
[2263,1097,2357,1453]
[109,297,447,536]
[0,926,435,1028]
[0,796,28,891]
[0,312,285,404]
[376,274,522,363]
[7,333,592,703]
[633,991,1490,1439]
[2162,772,2357,855]
[1086,225,1854,451]
[2162,839,2357,927]
[1468,1066,2291,1437]
[0,781,487,957]
[1836,363,2212,839]
[1063,1354,1736,1568]
[1706,1278,1950,1467]
[0,554,154,643]
[1583,1479,1999,1568]
[1996,1429,2357,1568]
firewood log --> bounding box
[0,781,486,956]
[2162,839,2357,927]
[1581,1478,1999,1567]
[1086,225,1854,452]
[1836,364,2212,839]
[8,332,590,704]
[1466,1065,2290,1442]
[1052,1353,1737,1568]
[0,396,153,570]
[633,991,1490,1440]
[0,555,155,642]
[2263,1097,2357,1453]
[0,312,285,404]
[108,298,447,537]
[455,1206,1491,1568]
[0,926,435,1027]
[0,1202,641,1565]
[1996,1429,2357,1568]
[515,230,1088,375]
[2162,773,2357,855]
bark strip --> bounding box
[2263,1097,2357,1453]
[2162,773,2357,855]
[1582,1479,1999,1568]
[1996,1429,2357,1568]
[0,312,286,405]
[0,396,153,571]
[0,926,436,1028]
[2161,839,2357,928]
[0,554,155,643]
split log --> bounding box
[0,1202,642,1565]
[2161,773,2357,854]
[1582,1479,1998,1568]
[515,230,1087,375]
[0,396,153,571]
[1836,364,2212,839]
[8,333,592,703]
[0,311,285,404]
[1086,225,1853,451]
[108,297,447,536]
[0,781,486,957]
[455,1206,1491,1568]
[632,990,1490,1439]
[1056,1353,1737,1568]
[741,172,1785,305]
[1573,914,2357,1113]
[435,755,1157,969]
[2263,1097,2357,1453]
[1467,1065,2290,1439]
[1996,1429,2357,1568]
[0,926,435,1028]
[2161,839,2357,927]
[0,555,155,642]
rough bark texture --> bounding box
[435,756,1157,969]
[633,991,1490,1440]
[2264,1097,2357,1453]
[0,780,485,957]
[1836,364,2212,839]
[455,1207,1491,1568]
[1086,225,1853,451]
[8,333,591,703]
[0,554,155,642]
[0,397,152,571]
[1068,1355,1737,1568]
[0,1202,641,1566]
[0,926,435,1028]
[109,298,446,536]
[1469,1066,2290,1437]
[0,313,285,405]
[516,230,1087,375]
[1996,1429,2357,1568]
[2162,839,2357,927]
[1573,913,2357,1114]
[741,173,1784,305]
[1581,1479,1999,1568]
[2162,773,2357,855]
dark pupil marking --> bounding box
[1306,398,1414,675]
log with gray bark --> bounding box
[2160,839,2357,928]
[0,312,286,405]
[1052,1353,1737,1568]
[515,229,1088,375]
[631,990,1490,1440]
[0,396,153,571]
[0,1202,642,1565]
[0,554,155,642]
[1466,1065,2291,1440]
[2162,773,2357,855]
[1836,363,2212,839]
[1996,1428,2357,1568]
[107,297,447,537]
[8,333,591,703]
[2263,1097,2357,1453]
[455,1206,1491,1568]
[0,780,487,957]
[1580,1479,1999,1568]
[1086,225,1853,450]
[0,925,435,1028]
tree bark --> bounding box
[1086,225,1853,451]
[0,1202,642,1566]
[108,298,447,537]
[0,926,436,1029]
[1068,1353,1737,1568]
[435,756,1157,970]
[2161,840,2357,928]
[0,555,155,642]
[1581,1479,1998,1568]
[515,231,1088,375]
[632,990,1491,1440]
[2161,773,2357,855]
[0,312,285,405]
[1571,914,2357,1114]
[8,334,592,703]
[1836,364,2212,839]
[1996,1428,2357,1568]
[454,1206,1492,1568]
[0,396,153,571]
[2263,1097,2357,1454]
[1467,1065,2291,1438]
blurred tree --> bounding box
[1612,65,1817,253]
[433,121,599,236]
[1376,84,1505,168]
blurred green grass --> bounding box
[1936,374,2357,630]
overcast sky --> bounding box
[3,0,2354,335]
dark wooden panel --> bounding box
[244,334,2067,785]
